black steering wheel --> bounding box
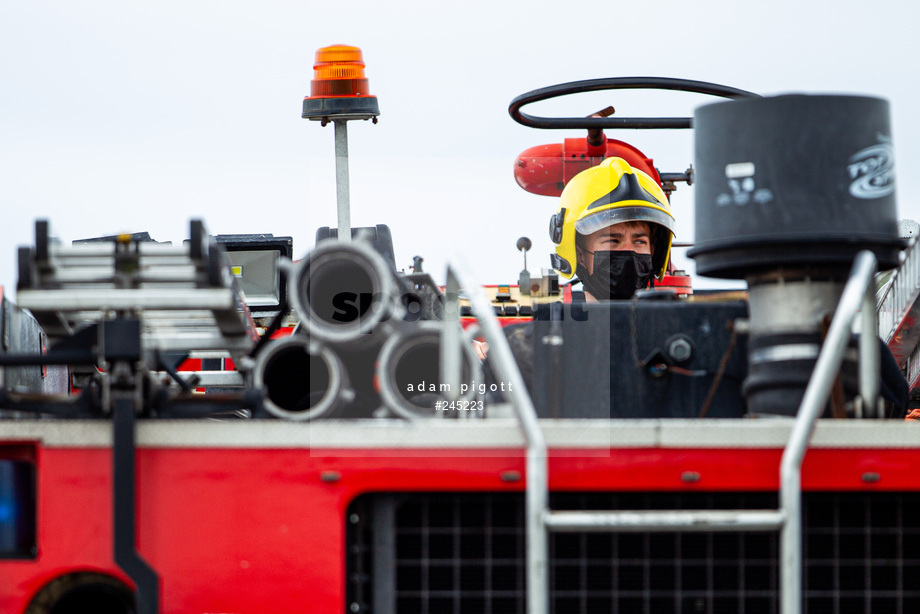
[509,77,760,130]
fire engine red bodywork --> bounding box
[2,439,919,613]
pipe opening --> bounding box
[389,335,472,410]
[302,258,376,325]
[263,345,330,413]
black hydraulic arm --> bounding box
[113,394,160,614]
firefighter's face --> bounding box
[576,221,652,275]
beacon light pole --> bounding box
[302,45,380,242]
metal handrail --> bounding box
[779,250,878,614]
[878,236,918,343]
[443,261,549,614]
[546,510,784,532]
[444,251,878,614]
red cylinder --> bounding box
[513,139,660,197]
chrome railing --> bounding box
[780,250,878,614]
[443,251,880,614]
[878,236,919,343]
[442,260,548,614]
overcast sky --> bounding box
[2,0,918,296]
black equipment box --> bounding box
[531,299,749,418]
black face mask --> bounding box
[576,250,654,300]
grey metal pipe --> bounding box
[441,274,462,405]
[379,321,481,419]
[252,335,352,421]
[288,241,400,345]
[333,119,351,242]
[546,510,785,533]
[779,250,878,614]
[446,261,548,614]
[860,289,880,417]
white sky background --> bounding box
[2,0,919,295]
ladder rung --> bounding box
[545,509,786,533]
[18,288,236,311]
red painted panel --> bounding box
[3,445,920,612]
[1,447,131,614]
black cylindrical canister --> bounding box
[689,94,901,279]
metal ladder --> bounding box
[16,219,258,367]
[447,250,880,614]
[12,219,260,614]
[878,235,920,386]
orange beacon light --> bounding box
[302,45,380,242]
[302,44,379,122]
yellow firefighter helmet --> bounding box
[549,157,675,280]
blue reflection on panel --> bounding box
[0,460,36,557]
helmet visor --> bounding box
[574,205,675,238]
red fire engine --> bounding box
[0,45,918,614]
